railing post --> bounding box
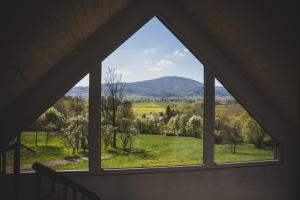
[2,152,6,174]
[13,134,21,200]
[13,134,20,174]
[36,172,41,200]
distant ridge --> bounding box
[66,76,231,99]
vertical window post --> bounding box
[204,67,215,167]
[89,63,101,172]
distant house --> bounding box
[158,116,164,122]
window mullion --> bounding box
[89,63,101,173]
[204,67,215,167]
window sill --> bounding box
[21,159,281,176]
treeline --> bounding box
[133,105,274,153]
[30,96,89,155]
[215,110,275,152]
[28,67,275,156]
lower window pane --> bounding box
[18,75,90,171]
[101,100,203,168]
[214,78,276,163]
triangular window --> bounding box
[214,78,277,163]
[18,75,90,172]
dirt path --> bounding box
[7,157,88,172]
[7,156,110,172]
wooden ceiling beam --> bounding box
[0,0,157,146]
[154,0,291,144]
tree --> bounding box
[61,115,88,155]
[101,125,113,150]
[70,96,87,117]
[215,111,243,152]
[33,114,46,146]
[118,118,137,152]
[44,108,64,146]
[223,116,243,153]
[146,119,160,134]
[103,67,126,148]
[186,115,203,138]
[77,116,88,153]
[178,114,189,136]
[166,115,180,136]
[134,118,147,134]
[118,100,134,119]
[165,105,173,123]
[215,110,229,144]
[53,97,69,117]
[135,118,160,135]
[241,112,273,149]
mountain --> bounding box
[66,76,230,99]
[123,76,204,98]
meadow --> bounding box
[6,101,274,171]
[13,131,274,171]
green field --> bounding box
[132,101,243,117]
[9,131,274,171]
[132,101,203,116]
[6,101,274,171]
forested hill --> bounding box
[66,76,231,99]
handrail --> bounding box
[32,162,100,200]
[0,135,20,200]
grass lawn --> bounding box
[4,132,88,171]
[12,132,275,171]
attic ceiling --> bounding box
[0,0,298,145]
[182,0,298,127]
[0,0,132,111]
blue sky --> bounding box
[76,17,207,87]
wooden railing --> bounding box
[0,135,20,200]
[0,135,20,174]
[32,162,100,200]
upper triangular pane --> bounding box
[100,17,205,168]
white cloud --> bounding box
[156,59,173,67]
[147,67,163,72]
[183,48,189,53]
[143,48,157,54]
[144,60,150,65]
[172,50,185,58]
[115,69,130,75]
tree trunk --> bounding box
[45,132,49,147]
[233,144,237,153]
[111,107,117,148]
[35,131,38,146]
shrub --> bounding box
[134,118,160,135]
[186,115,203,138]
[178,114,189,136]
[166,115,180,136]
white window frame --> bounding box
[85,60,280,175]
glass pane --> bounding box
[100,17,204,168]
[214,78,276,163]
[18,74,89,171]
